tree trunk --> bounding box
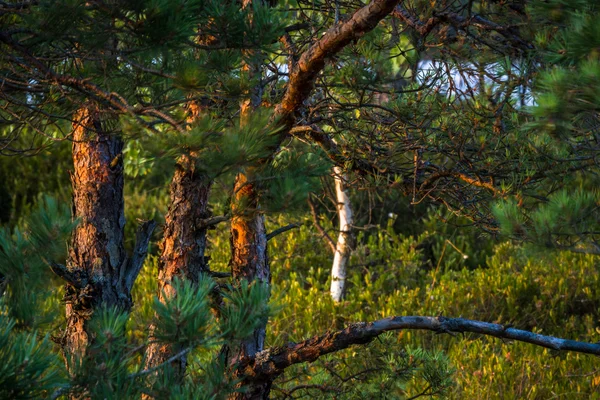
[62,107,155,374]
[144,152,212,380]
[330,167,354,302]
[222,1,401,396]
[63,107,128,367]
[227,171,270,399]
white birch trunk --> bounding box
[330,166,353,302]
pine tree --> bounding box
[3,1,600,399]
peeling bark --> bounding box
[330,167,354,302]
[225,2,271,396]
[63,107,155,369]
[230,173,269,285]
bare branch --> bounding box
[291,124,395,180]
[241,315,600,381]
[267,223,300,241]
[209,271,232,279]
[129,347,192,379]
[307,195,336,253]
[197,215,229,229]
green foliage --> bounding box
[0,317,63,399]
[265,211,600,398]
[273,342,454,399]
[0,196,75,328]
[0,140,71,224]
[260,147,331,212]
[152,277,214,346]
[69,308,136,400]
[3,1,600,398]
[220,280,271,342]
[5,199,600,398]
[495,189,600,250]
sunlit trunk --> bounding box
[330,167,353,302]
[64,107,128,367]
[226,10,270,391]
[227,171,270,399]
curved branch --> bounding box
[291,125,395,179]
[267,223,300,241]
[242,315,600,381]
[273,0,401,137]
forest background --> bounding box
[3,0,600,398]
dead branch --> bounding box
[267,223,300,241]
[241,315,600,381]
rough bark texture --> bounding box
[63,107,128,366]
[330,167,354,302]
[61,107,155,373]
[143,100,213,390]
[227,3,271,395]
[144,153,212,379]
[230,174,269,284]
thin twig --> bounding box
[307,195,336,253]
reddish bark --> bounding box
[64,107,128,365]
[144,152,212,379]
[227,171,270,400]
[224,2,401,397]
[63,107,155,367]
[226,3,270,395]
[143,100,215,391]
[273,0,401,136]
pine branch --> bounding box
[241,316,600,381]
[272,0,401,140]
[0,1,38,12]
[291,125,396,179]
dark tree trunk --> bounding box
[63,107,128,366]
[144,152,212,379]
[226,171,270,400]
[62,107,155,371]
